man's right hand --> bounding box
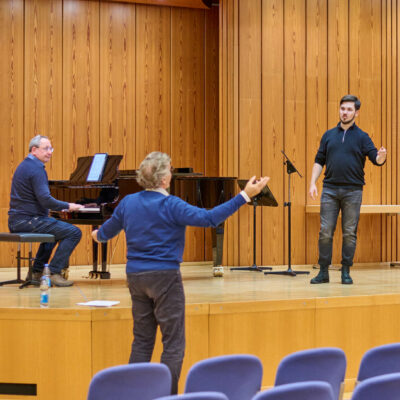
[309,183,318,200]
[244,176,270,198]
[68,203,84,211]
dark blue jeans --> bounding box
[127,269,185,395]
[8,216,82,274]
[318,186,363,268]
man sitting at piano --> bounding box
[8,135,83,287]
[91,151,270,394]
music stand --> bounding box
[230,180,278,272]
[265,150,309,276]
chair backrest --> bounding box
[351,372,400,400]
[252,381,335,400]
[87,363,171,400]
[274,347,346,400]
[357,343,400,382]
[184,354,263,400]
[156,391,229,400]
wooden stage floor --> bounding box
[1,263,400,399]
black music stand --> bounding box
[265,150,309,277]
[230,180,278,272]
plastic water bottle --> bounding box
[40,265,50,308]
[43,264,51,288]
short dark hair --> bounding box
[340,95,361,110]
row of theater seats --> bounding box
[87,343,400,400]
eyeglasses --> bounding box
[38,146,54,153]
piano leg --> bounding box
[90,229,99,278]
[212,223,225,277]
[100,242,110,279]
[89,226,110,279]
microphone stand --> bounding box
[265,151,309,277]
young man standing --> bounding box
[309,95,387,285]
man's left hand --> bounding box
[377,147,387,164]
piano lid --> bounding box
[68,155,123,185]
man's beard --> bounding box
[340,115,355,126]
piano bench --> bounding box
[0,233,56,289]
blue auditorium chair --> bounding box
[357,343,400,384]
[274,347,346,400]
[184,354,263,400]
[156,392,229,400]
[252,381,334,400]
[351,372,400,400]
[87,363,171,400]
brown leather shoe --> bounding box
[50,274,74,287]
[25,271,42,282]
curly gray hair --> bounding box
[136,152,171,189]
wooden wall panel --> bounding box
[171,8,206,261]
[0,0,24,267]
[99,2,135,264]
[283,0,306,265]
[204,5,220,259]
[100,2,135,170]
[220,0,239,266]
[221,0,400,268]
[24,0,63,179]
[349,0,382,264]
[323,0,349,264]
[1,0,217,268]
[238,0,262,266]
[136,5,171,161]
[261,0,284,266]
[305,0,327,265]
[63,0,100,267]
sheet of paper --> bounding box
[77,300,120,307]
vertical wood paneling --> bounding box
[220,0,239,266]
[0,0,24,208]
[394,0,399,262]
[0,0,24,267]
[171,8,205,261]
[100,2,135,170]
[325,0,348,264]
[305,0,327,264]
[99,2,135,264]
[381,0,387,262]
[63,0,100,267]
[25,0,63,179]
[327,0,349,126]
[261,0,284,266]
[238,0,262,266]
[63,0,100,173]
[284,0,306,264]
[204,5,220,260]
[205,5,219,177]
[349,0,382,263]
[136,5,171,162]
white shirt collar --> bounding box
[145,188,169,196]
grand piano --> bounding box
[50,155,237,278]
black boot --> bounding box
[310,265,329,284]
[341,266,353,284]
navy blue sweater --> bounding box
[315,123,383,188]
[9,155,69,220]
[97,190,246,273]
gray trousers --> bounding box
[127,269,185,395]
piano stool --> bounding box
[0,233,55,289]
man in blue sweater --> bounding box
[9,135,83,287]
[309,95,387,285]
[92,151,269,394]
